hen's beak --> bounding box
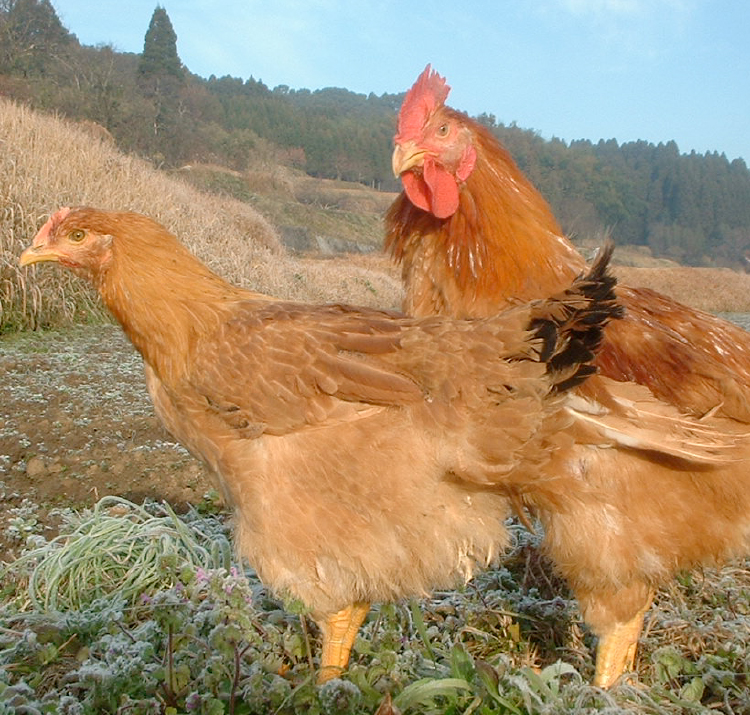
[392,140,426,178]
[19,244,60,267]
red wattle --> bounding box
[402,171,432,214]
[423,157,460,218]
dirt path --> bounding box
[0,325,215,559]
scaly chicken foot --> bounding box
[593,592,654,688]
[317,601,370,683]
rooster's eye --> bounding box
[68,229,86,243]
[436,124,450,137]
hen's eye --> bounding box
[437,124,450,137]
[68,229,86,243]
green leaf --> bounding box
[409,598,436,661]
[519,662,579,699]
[475,662,524,715]
[449,643,474,681]
[654,647,693,682]
[393,677,472,711]
[680,676,705,703]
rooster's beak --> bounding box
[19,244,60,267]
[392,141,427,178]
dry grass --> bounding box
[180,162,396,253]
[615,265,750,313]
[3,96,750,334]
[0,98,401,332]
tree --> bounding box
[138,5,183,84]
[0,0,72,75]
[137,6,187,163]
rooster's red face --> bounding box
[392,65,477,219]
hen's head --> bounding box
[20,207,115,280]
[392,65,477,219]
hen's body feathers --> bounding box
[388,65,750,687]
[22,206,623,679]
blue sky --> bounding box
[51,0,749,163]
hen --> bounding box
[387,65,750,686]
[21,206,623,682]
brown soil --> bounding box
[0,325,215,561]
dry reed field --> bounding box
[615,265,750,313]
[0,98,401,333]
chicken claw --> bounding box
[318,601,370,682]
[593,593,653,688]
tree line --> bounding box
[2,0,750,267]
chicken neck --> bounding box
[387,125,587,317]
[95,228,256,382]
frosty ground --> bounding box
[1,326,750,713]
[0,325,214,561]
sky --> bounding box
[50,0,749,163]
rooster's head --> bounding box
[392,65,477,219]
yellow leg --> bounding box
[317,601,370,683]
[593,594,653,688]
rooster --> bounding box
[387,65,750,686]
[21,206,628,682]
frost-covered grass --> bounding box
[1,497,749,714]
[4,497,232,613]
[2,328,750,713]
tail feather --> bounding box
[527,242,622,393]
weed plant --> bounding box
[1,498,749,713]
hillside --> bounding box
[2,1,750,268]
[6,96,750,335]
[0,98,401,333]
[175,163,396,254]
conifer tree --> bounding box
[137,5,186,162]
[138,5,183,83]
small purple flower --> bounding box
[185,692,202,711]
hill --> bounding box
[2,1,750,268]
[0,98,401,333]
[6,96,750,335]
[175,162,396,254]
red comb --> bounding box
[52,206,72,223]
[396,64,451,142]
[34,207,72,244]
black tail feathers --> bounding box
[528,241,622,393]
